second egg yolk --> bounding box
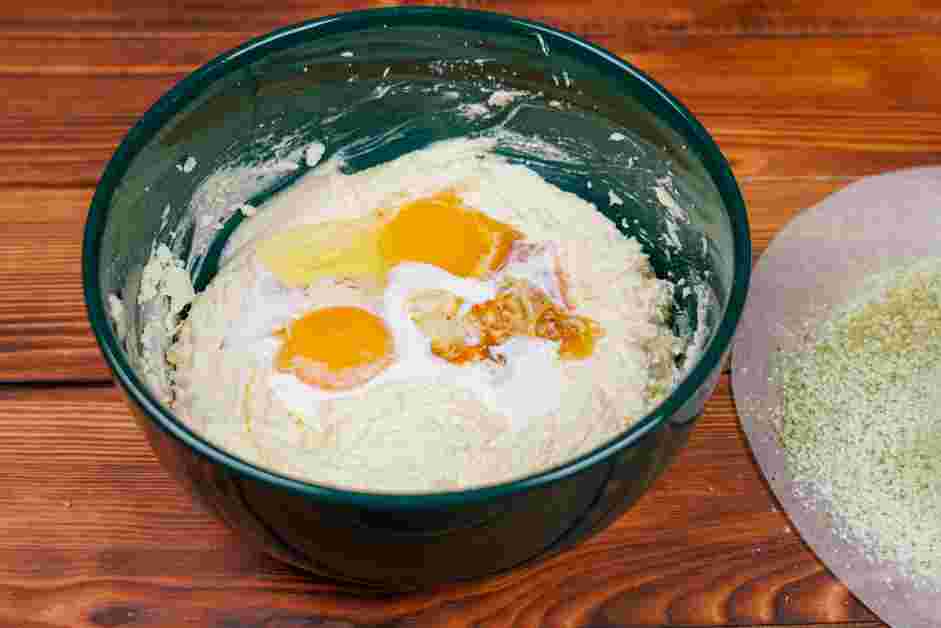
[276,306,393,390]
[378,191,522,278]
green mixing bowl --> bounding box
[83,7,750,589]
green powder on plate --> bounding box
[777,258,941,586]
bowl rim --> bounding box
[83,5,751,509]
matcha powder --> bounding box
[777,258,941,587]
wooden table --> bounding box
[2,2,938,626]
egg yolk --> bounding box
[256,216,385,288]
[276,306,393,390]
[379,191,522,278]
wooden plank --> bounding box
[0,178,839,383]
[0,188,109,382]
[3,0,941,37]
[8,19,941,74]
[4,34,941,189]
[0,381,885,627]
[3,111,936,190]
[0,118,134,189]
[8,34,941,117]
[3,110,938,188]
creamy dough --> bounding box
[166,136,679,492]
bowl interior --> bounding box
[85,7,749,502]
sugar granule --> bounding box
[777,258,941,588]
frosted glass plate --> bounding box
[732,166,941,628]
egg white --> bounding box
[233,260,566,430]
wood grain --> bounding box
[0,189,107,382]
[0,178,834,383]
[5,33,941,187]
[5,30,934,382]
[5,1,939,625]
[5,0,941,38]
[0,381,881,628]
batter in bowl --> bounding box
[157,136,681,492]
